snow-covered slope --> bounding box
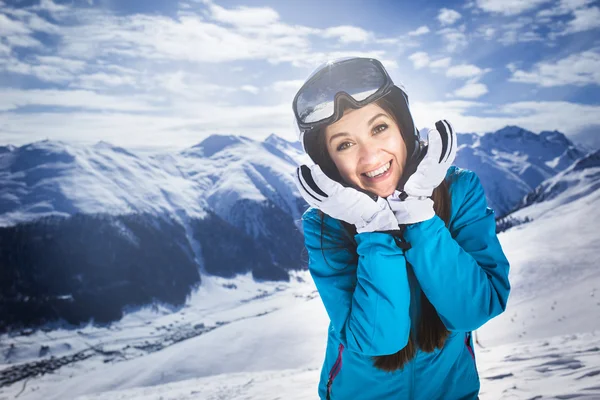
[479,149,600,346]
[59,332,600,400]
[517,149,600,218]
[0,140,208,226]
[174,134,309,237]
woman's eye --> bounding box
[373,123,388,134]
[336,141,352,151]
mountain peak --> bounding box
[9,140,76,172]
[0,144,16,154]
[93,141,137,158]
[264,134,303,151]
[20,139,70,151]
[569,149,600,173]
[494,126,536,139]
[190,134,253,158]
[539,130,573,148]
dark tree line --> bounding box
[0,202,306,333]
[495,215,532,233]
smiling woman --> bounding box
[292,57,511,399]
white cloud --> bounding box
[1,58,74,82]
[27,14,61,34]
[0,14,30,35]
[323,26,372,43]
[0,89,160,112]
[5,34,43,48]
[496,101,600,133]
[537,0,595,18]
[477,27,496,39]
[454,81,488,98]
[0,100,294,149]
[148,71,239,100]
[374,37,399,45]
[35,56,86,73]
[437,8,462,25]
[37,0,68,13]
[509,50,600,87]
[74,73,137,89]
[274,50,399,70]
[205,3,279,26]
[429,57,452,69]
[499,29,543,45]
[446,64,490,78]
[438,27,468,52]
[1,55,85,84]
[408,26,430,36]
[0,42,10,55]
[408,52,430,69]
[271,80,304,92]
[56,13,312,65]
[490,16,545,45]
[475,0,552,16]
[561,6,600,34]
[408,52,452,71]
[240,85,259,94]
[38,4,396,71]
[410,100,600,138]
[0,111,196,150]
[28,0,70,20]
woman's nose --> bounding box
[358,144,382,166]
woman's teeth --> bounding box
[365,161,391,178]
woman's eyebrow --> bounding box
[328,131,349,145]
[367,113,387,126]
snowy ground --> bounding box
[67,332,600,400]
[1,173,599,399]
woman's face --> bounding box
[324,103,407,198]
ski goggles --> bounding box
[293,58,395,131]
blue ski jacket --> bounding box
[302,166,511,399]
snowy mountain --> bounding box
[518,149,600,214]
[455,126,586,215]
[0,135,308,228]
[0,127,591,332]
[0,126,583,226]
[0,135,310,331]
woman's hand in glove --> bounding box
[388,120,457,226]
[294,164,399,233]
[404,119,457,198]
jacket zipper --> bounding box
[465,331,475,361]
[326,343,344,400]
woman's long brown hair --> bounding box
[308,96,452,372]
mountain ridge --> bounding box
[0,125,596,331]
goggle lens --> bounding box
[295,60,389,125]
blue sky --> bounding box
[0,0,599,150]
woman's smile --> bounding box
[361,159,393,181]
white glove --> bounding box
[403,119,457,198]
[294,164,399,233]
[386,191,435,225]
[388,120,457,225]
